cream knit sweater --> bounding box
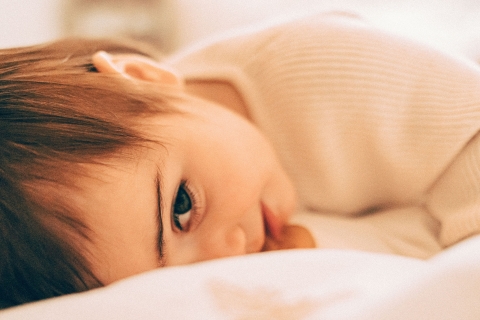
[168,12,480,258]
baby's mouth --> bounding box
[261,202,315,252]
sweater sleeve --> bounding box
[426,133,480,246]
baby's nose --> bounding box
[196,226,247,262]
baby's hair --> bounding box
[0,38,176,308]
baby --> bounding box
[0,37,311,309]
[2,11,480,309]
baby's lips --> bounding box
[262,202,283,240]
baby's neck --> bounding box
[185,80,250,119]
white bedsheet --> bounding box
[2,235,480,319]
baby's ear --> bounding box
[92,51,183,87]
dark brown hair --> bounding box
[0,38,174,308]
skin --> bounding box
[262,225,316,251]
[67,52,299,285]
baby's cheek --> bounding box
[262,225,316,251]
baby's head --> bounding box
[0,39,296,308]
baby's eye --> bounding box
[172,183,192,231]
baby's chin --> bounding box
[261,225,316,252]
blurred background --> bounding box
[1,0,480,58]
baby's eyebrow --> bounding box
[155,174,166,265]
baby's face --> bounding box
[71,96,296,285]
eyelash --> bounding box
[172,180,200,232]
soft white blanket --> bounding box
[2,235,480,319]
